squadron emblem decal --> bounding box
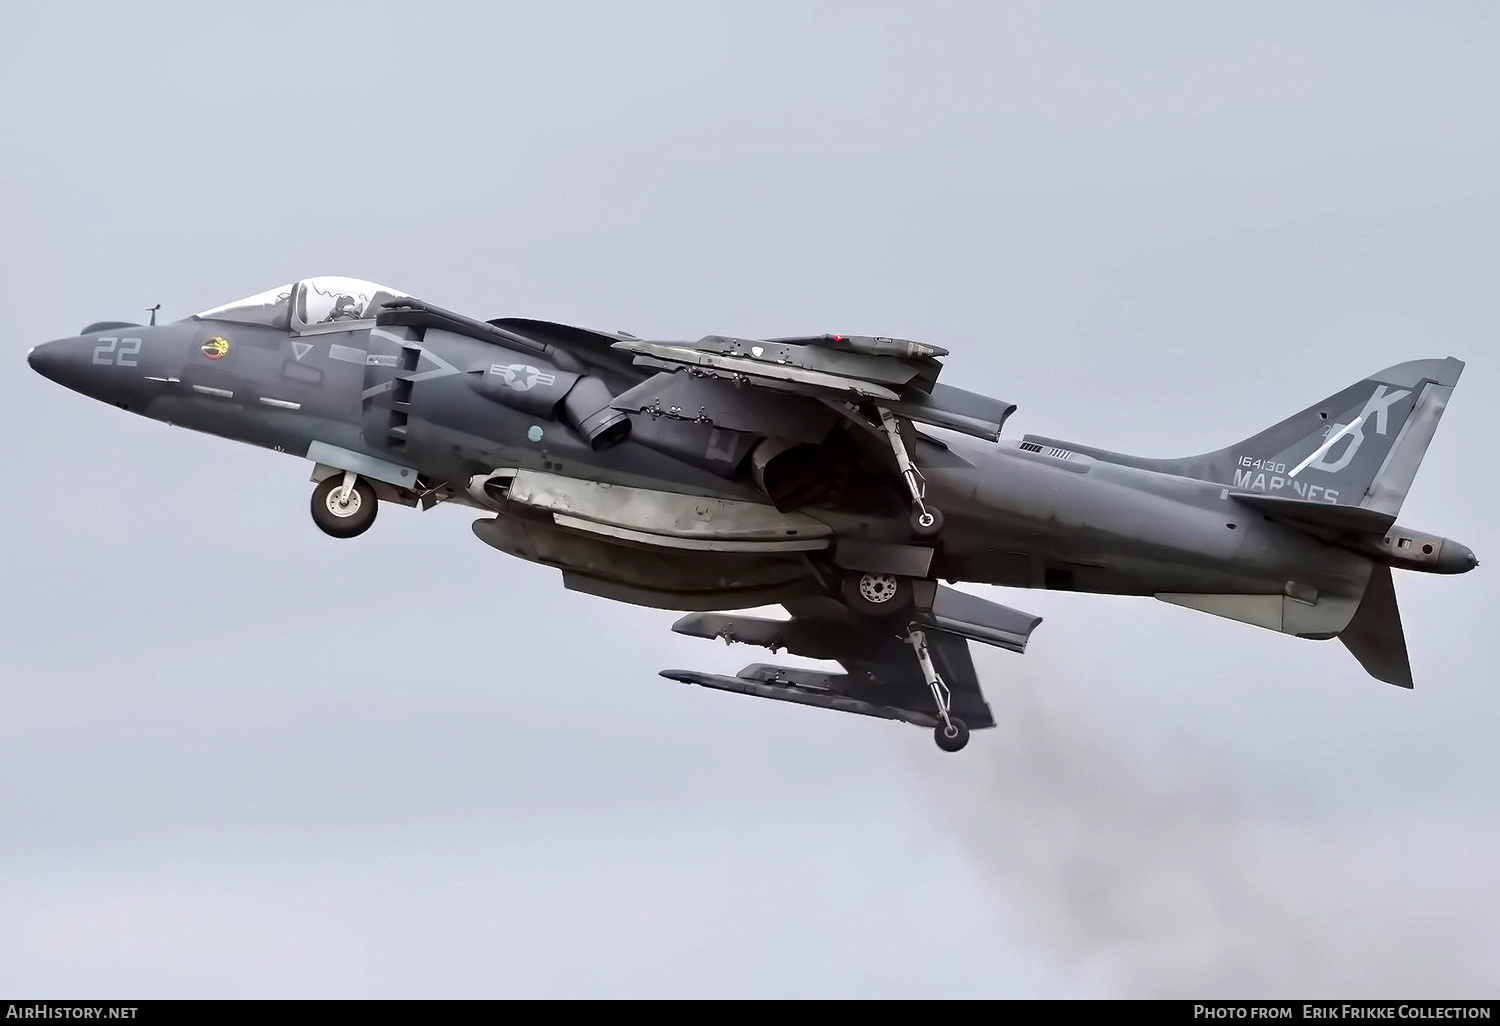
[201,336,230,360]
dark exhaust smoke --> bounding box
[913,652,1495,997]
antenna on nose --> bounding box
[147,304,161,326]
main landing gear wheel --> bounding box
[934,717,970,753]
[842,571,915,620]
[910,505,945,538]
[311,473,378,538]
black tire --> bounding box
[934,717,970,753]
[311,476,379,538]
[910,505,945,538]
[841,571,915,620]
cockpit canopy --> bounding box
[195,284,292,329]
[195,277,409,334]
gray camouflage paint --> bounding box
[27,285,1475,738]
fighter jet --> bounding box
[27,276,1477,751]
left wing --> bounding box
[611,333,1017,443]
[663,591,1043,731]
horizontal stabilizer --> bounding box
[1229,493,1396,538]
[1338,563,1414,688]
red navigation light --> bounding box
[833,334,845,342]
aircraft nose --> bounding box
[26,338,72,384]
[27,333,128,400]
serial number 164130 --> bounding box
[1237,456,1287,474]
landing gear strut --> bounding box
[878,407,944,538]
[906,626,969,752]
[311,472,378,538]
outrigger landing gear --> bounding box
[311,471,378,538]
[878,407,944,538]
[906,626,970,752]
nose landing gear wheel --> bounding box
[934,717,970,753]
[842,571,915,619]
[875,407,946,541]
[910,505,944,538]
[311,474,379,538]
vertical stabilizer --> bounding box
[1205,358,1462,516]
[1027,358,1463,519]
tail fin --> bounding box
[1206,357,1463,515]
[1338,563,1413,688]
[1032,358,1463,516]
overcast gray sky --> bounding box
[2,1,1496,998]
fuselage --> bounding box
[29,278,1478,710]
[28,310,1381,624]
